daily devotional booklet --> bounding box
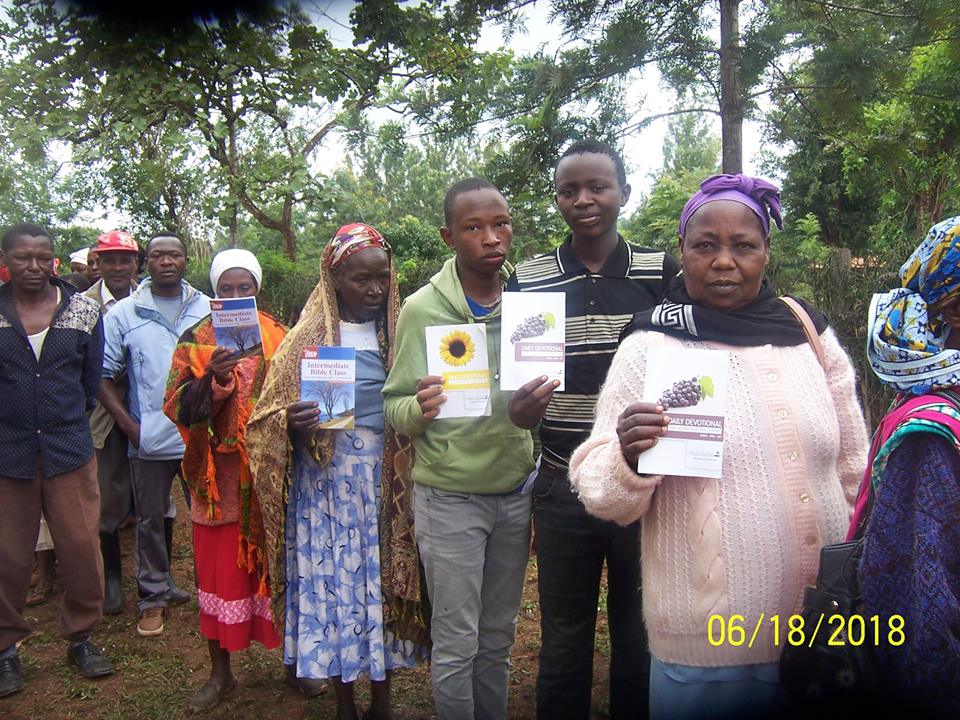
[499,291,566,392]
[300,346,356,430]
[210,297,263,357]
[425,323,491,419]
[636,347,729,479]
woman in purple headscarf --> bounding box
[567,175,869,717]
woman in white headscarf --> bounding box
[162,249,296,712]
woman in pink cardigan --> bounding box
[568,175,868,718]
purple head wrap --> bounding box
[678,174,783,238]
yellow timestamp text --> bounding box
[707,613,905,648]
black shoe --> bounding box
[100,531,124,615]
[67,640,114,679]
[0,654,23,698]
[167,574,191,606]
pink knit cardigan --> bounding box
[569,328,868,667]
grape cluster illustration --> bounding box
[658,377,706,410]
[510,311,556,343]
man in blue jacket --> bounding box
[0,223,113,699]
[98,233,210,637]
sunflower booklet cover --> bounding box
[300,346,356,430]
[210,297,263,357]
[636,347,729,479]
[499,291,566,391]
[425,323,491,419]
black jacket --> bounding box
[0,277,104,479]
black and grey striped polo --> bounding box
[508,235,680,468]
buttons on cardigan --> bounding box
[777,408,788,420]
[36,429,41,434]
[35,373,40,378]
[788,451,799,462]
[805,535,817,546]
[799,492,811,503]
[767,372,778,381]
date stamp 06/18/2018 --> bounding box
[707,614,905,649]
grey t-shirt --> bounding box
[152,292,183,327]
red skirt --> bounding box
[193,522,281,652]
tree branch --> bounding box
[799,0,919,19]
[619,107,720,136]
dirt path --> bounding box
[2,497,614,719]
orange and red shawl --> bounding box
[163,310,286,597]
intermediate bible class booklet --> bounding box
[300,346,356,430]
[425,323,491,419]
[499,292,566,392]
[636,347,729,479]
[210,297,263,357]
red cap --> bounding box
[96,230,138,254]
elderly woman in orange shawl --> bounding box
[163,249,297,713]
[247,224,428,720]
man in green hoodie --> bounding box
[383,178,535,720]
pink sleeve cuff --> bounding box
[570,434,662,526]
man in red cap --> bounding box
[84,231,141,615]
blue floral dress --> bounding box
[284,321,419,682]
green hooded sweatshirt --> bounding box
[383,257,535,493]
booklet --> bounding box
[300,346,356,430]
[635,347,729,479]
[425,323,491,419]
[210,297,263,357]
[500,291,566,392]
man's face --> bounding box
[0,235,55,293]
[99,251,139,296]
[85,249,101,283]
[146,237,187,290]
[439,188,513,280]
[554,151,630,243]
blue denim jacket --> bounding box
[102,278,210,460]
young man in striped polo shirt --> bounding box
[508,139,680,719]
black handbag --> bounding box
[779,388,960,701]
[778,527,879,700]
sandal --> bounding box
[26,583,52,607]
[187,676,237,714]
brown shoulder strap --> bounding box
[780,296,826,371]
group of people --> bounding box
[0,136,957,719]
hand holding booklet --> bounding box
[210,297,263,357]
[636,347,729,479]
[425,323,491,419]
[499,292,566,391]
[300,346,356,430]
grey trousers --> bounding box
[129,458,180,611]
[414,484,532,720]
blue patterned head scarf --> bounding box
[868,215,960,393]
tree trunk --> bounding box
[227,199,238,249]
[719,0,743,174]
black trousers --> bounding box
[533,461,650,720]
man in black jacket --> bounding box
[0,223,114,699]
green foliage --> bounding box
[621,114,720,252]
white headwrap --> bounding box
[69,248,89,265]
[209,249,263,295]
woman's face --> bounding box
[333,247,390,323]
[679,200,769,312]
[216,268,258,299]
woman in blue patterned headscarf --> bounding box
[868,215,960,393]
[861,214,960,709]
